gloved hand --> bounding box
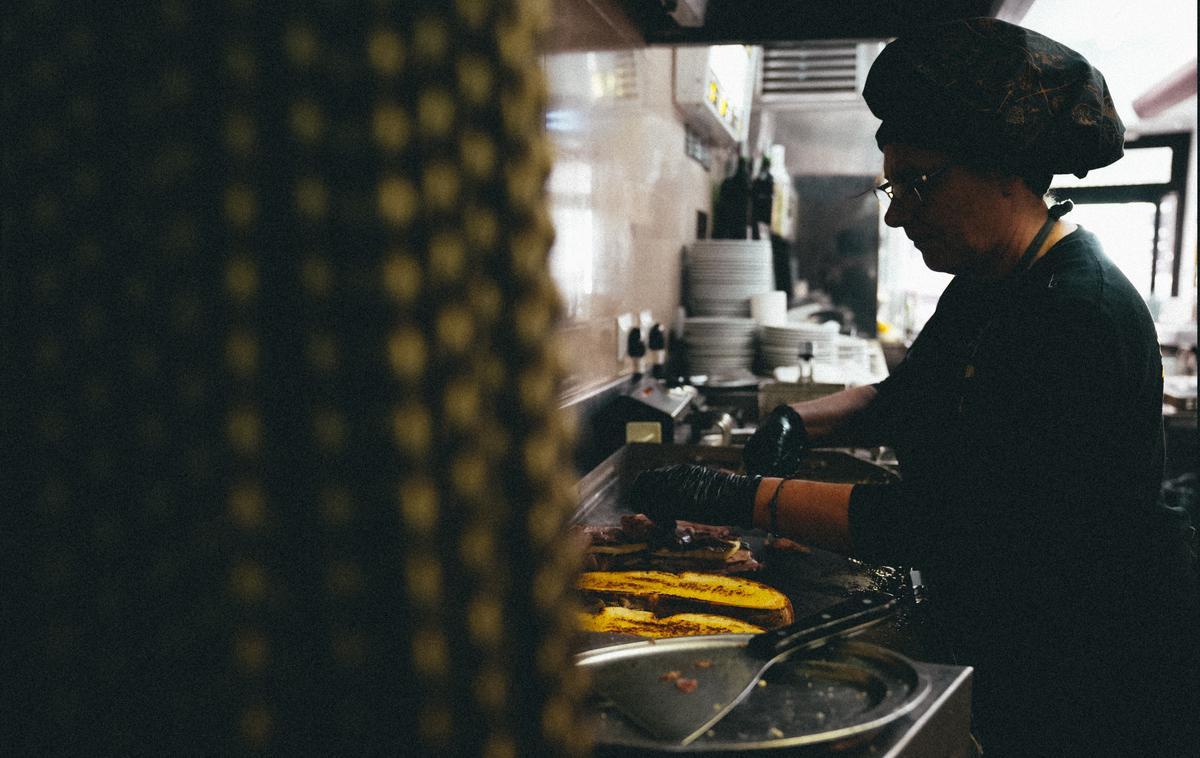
[743,404,808,477]
[627,464,762,528]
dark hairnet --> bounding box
[863,17,1125,178]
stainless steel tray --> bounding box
[577,639,929,753]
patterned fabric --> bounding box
[10,1,588,755]
[863,17,1125,177]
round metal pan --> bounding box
[581,639,930,754]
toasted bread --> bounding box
[587,542,648,556]
[583,545,761,574]
[579,606,765,638]
[649,538,741,562]
[577,570,794,629]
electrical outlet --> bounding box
[639,309,654,334]
[615,312,634,362]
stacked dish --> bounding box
[683,317,758,376]
[686,240,775,317]
[758,322,839,371]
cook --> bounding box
[630,18,1199,758]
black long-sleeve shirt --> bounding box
[847,228,1197,756]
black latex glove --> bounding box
[627,464,762,528]
[743,404,808,477]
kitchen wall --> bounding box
[766,106,882,178]
[542,45,731,403]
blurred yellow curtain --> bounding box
[10,1,588,754]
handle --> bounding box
[745,591,897,661]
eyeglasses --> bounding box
[875,165,951,204]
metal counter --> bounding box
[579,645,974,757]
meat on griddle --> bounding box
[573,514,761,574]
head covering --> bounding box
[863,17,1124,178]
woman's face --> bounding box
[881,144,1011,277]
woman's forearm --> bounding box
[752,477,855,554]
[792,384,879,444]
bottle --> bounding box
[798,340,814,384]
[648,323,666,379]
[750,155,774,240]
[627,327,646,379]
[713,153,751,239]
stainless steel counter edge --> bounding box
[881,662,975,758]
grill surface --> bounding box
[572,444,935,658]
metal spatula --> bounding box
[577,591,898,746]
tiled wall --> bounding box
[543,46,732,402]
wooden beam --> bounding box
[1133,59,1198,120]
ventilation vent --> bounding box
[608,50,640,101]
[759,41,883,105]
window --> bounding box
[1050,132,1192,298]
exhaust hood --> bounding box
[758,41,884,106]
[619,0,1006,44]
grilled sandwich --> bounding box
[577,570,794,629]
[578,606,765,638]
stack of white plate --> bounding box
[683,317,758,375]
[685,240,775,317]
[758,322,840,370]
